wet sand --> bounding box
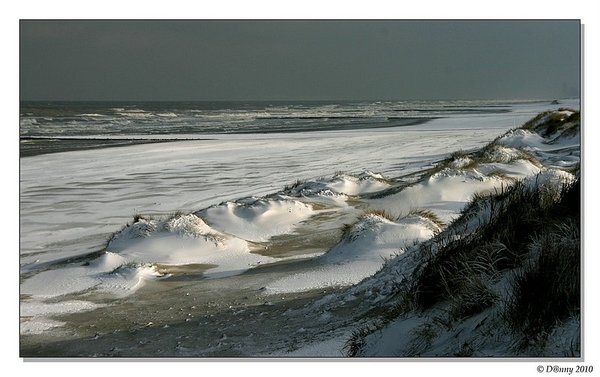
[20,255,369,358]
[20,138,192,158]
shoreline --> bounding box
[19,117,436,158]
[19,138,191,158]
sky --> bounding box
[19,19,581,102]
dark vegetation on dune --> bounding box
[346,109,581,357]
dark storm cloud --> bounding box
[19,20,580,101]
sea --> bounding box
[20,99,517,157]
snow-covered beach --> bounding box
[19,99,581,358]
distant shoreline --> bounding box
[19,138,190,158]
[19,117,437,157]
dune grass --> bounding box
[410,176,578,304]
[522,109,580,138]
[345,174,580,356]
[282,178,307,193]
[129,210,187,225]
[330,109,579,356]
[408,208,446,229]
[425,110,582,179]
[505,218,580,348]
[362,208,397,221]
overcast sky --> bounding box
[19,20,580,101]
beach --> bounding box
[19,99,580,357]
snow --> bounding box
[198,197,315,242]
[18,99,588,360]
[20,300,106,335]
[106,213,279,279]
[264,214,437,294]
